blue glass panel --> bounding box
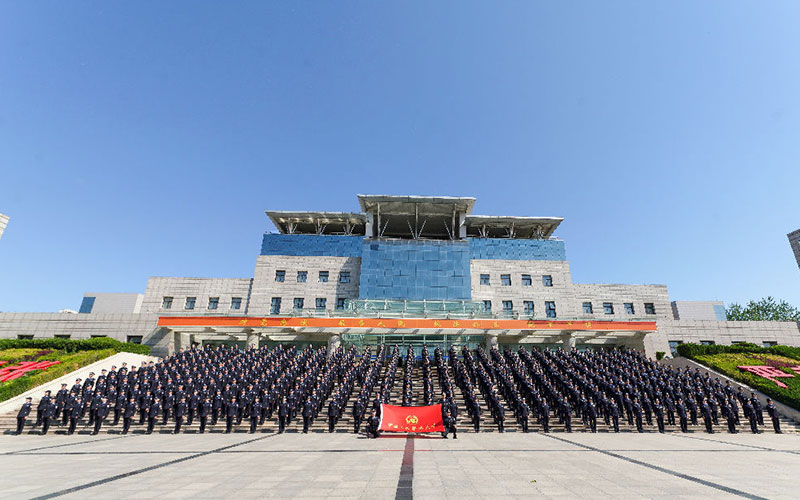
[79,296,95,314]
[469,238,566,260]
[261,234,363,257]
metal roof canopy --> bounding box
[357,194,476,216]
[465,215,563,239]
[266,211,367,235]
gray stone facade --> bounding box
[789,229,800,270]
[140,277,253,316]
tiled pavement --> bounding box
[1,429,799,499]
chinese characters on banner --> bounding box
[0,361,61,382]
[737,365,800,389]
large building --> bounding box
[789,229,800,271]
[1,195,798,357]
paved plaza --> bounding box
[1,430,799,499]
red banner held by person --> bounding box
[379,404,445,433]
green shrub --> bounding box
[0,349,117,402]
[0,338,150,355]
[655,351,666,360]
[676,342,800,362]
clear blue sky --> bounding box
[1,2,799,312]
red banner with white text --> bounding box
[379,404,445,433]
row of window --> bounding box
[162,296,243,311]
[581,301,657,315]
[479,274,553,287]
[275,270,351,284]
[481,300,557,317]
[17,334,144,344]
[270,297,347,314]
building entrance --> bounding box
[341,333,484,360]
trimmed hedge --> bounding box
[676,342,800,361]
[689,352,800,411]
[0,337,150,355]
[0,348,117,402]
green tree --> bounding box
[726,296,800,322]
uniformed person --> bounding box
[16,397,33,435]
[122,397,137,434]
[765,398,781,433]
[226,397,239,434]
[249,397,262,434]
[199,397,212,434]
[92,397,110,435]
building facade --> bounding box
[789,229,800,271]
[1,195,798,358]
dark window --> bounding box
[523,301,534,314]
[763,341,777,348]
[293,298,304,310]
[339,271,351,283]
[700,340,715,346]
[297,271,307,283]
[17,334,34,340]
[521,274,532,286]
[162,296,173,309]
[79,296,95,314]
[185,297,196,310]
[336,298,346,310]
[542,275,553,287]
[644,303,656,315]
[480,274,490,285]
[208,297,219,310]
[319,271,329,283]
[90,335,107,338]
[275,270,285,282]
[54,334,71,339]
[603,302,614,315]
[582,302,593,314]
[545,301,557,318]
[483,300,492,312]
[500,274,511,286]
[624,303,635,315]
[230,297,242,310]
[127,335,143,344]
[270,297,282,315]
[316,298,327,310]
[502,300,513,312]
[668,340,683,357]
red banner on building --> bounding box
[379,404,445,433]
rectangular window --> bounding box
[763,341,777,348]
[270,297,282,315]
[731,341,745,345]
[185,297,196,310]
[293,298,304,310]
[500,274,511,286]
[521,274,532,286]
[545,301,557,318]
[275,270,285,282]
[297,271,307,283]
[230,297,242,310]
[319,271,329,283]
[668,340,683,357]
[603,302,614,315]
[79,296,95,314]
[644,303,656,315]
[483,300,492,312]
[17,334,34,340]
[523,301,534,315]
[127,335,143,344]
[90,335,107,338]
[542,275,553,287]
[480,274,490,285]
[624,303,635,315]
[162,296,173,309]
[582,302,593,314]
[339,271,351,283]
[208,297,219,310]
[502,300,513,312]
[316,298,327,310]
[700,340,715,346]
[336,298,346,310]
[54,334,71,339]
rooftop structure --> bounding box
[0,213,8,240]
[789,229,800,271]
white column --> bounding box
[562,331,576,350]
[485,333,498,350]
[328,333,341,355]
[246,331,259,349]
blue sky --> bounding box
[1,2,799,312]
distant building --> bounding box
[0,213,8,240]
[789,229,800,271]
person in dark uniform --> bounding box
[469,397,481,433]
[743,399,760,434]
[40,397,56,435]
[67,396,82,435]
[148,398,161,434]
[632,398,644,433]
[585,399,597,433]
[353,398,364,434]
[765,398,781,433]
[278,397,289,434]
[676,398,688,433]
[518,402,530,433]
[199,397,212,434]
[92,397,110,435]
[540,400,550,433]
[443,409,457,439]
[723,399,738,434]
[608,400,620,433]
[366,412,381,438]
[174,397,187,434]
[701,399,714,434]
[36,391,52,427]
[249,397,262,434]
[302,398,315,434]
[561,399,572,433]
[123,397,137,435]
[750,393,764,426]
[653,399,665,433]
[328,399,341,433]
[16,397,33,435]
[55,384,69,426]
[226,398,238,434]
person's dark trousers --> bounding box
[635,416,643,433]
[92,418,103,435]
[749,416,759,434]
[123,417,132,434]
[656,417,664,433]
[68,418,78,435]
[199,416,207,434]
[279,415,286,433]
[680,417,688,433]
[542,415,549,433]
[16,416,26,434]
[772,417,781,433]
[226,415,233,433]
[162,408,169,425]
[113,408,121,426]
[250,417,258,434]
[303,416,310,433]
[62,408,69,426]
[612,416,619,433]
[727,417,737,433]
[329,418,336,433]
[704,416,714,433]
[42,417,52,435]
[188,408,194,425]
[36,407,44,427]
[174,416,183,434]
[354,419,361,434]
[589,417,596,433]
[147,417,156,434]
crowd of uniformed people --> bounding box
[13,343,786,436]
